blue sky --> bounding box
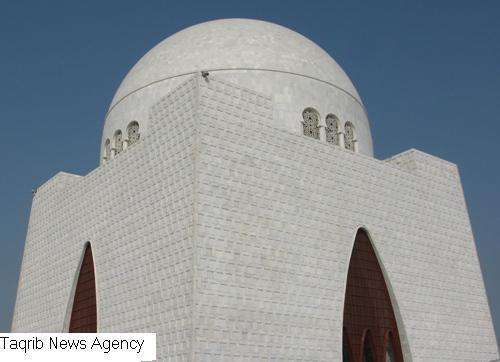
[0,0,498,342]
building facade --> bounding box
[12,19,499,361]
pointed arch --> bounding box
[68,243,97,332]
[342,229,405,361]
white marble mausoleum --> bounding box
[12,19,499,361]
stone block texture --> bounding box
[12,75,499,361]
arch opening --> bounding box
[325,114,339,145]
[127,121,140,145]
[343,327,354,362]
[362,330,375,362]
[104,139,111,161]
[302,108,320,139]
[344,121,355,151]
[68,243,97,333]
[385,331,397,362]
[343,229,404,362]
[113,130,123,155]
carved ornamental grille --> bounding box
[114,131,123,154]
[127,122,140,145]
[302,108,320,139]
[344,122,355,151]
[325,114,339,145]
[104,139,111,160]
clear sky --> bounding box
[0,0,498,342]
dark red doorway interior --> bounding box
[342,230,404,361]
[69,243,97,332]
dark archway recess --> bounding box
[343,327,354,361]
[343,230,404,362]
[69,244,97,332]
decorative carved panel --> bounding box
[104,139,111,160]
[325,114,339,145]
[344,122,355,151]
[127,121,140,145]
[302,108,320,139]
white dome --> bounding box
[101,19,373,160]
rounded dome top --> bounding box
[109,18,362,110]
[101,18,373,162]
